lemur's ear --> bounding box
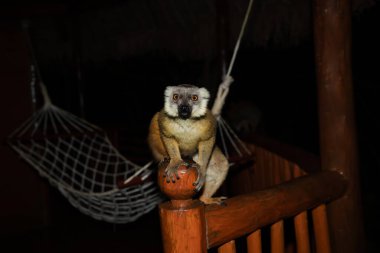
[198,87,210,99]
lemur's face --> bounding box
[164,85,210,119]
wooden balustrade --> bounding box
[228,141,331,253]
[158,158,347,253]
[205,170,346,248]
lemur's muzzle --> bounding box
[178,104,191,119]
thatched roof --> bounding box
[6,0,375,64]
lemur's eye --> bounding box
[173,94,179,101]
[191,95,198,101]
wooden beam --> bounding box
[313,0,365,252]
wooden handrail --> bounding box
[205,170,347,248]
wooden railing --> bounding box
[157,138,347,253]
[206,171,346,249]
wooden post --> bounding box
[158,161,207,253]
[313,0,365,252]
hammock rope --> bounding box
[212,0,254,158]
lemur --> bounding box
[148,85,229,205]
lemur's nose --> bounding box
[178,105,191,119]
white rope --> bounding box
[212,0,254,117]
[218,120,229,159]
[41,82,52,108]
[212,0,255,159]
[211,75,234,117]
[226,0,254,78]
[22,21,53,109]
[218,118,243,157]
[219,116,252,156]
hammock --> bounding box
[8,86,162,223]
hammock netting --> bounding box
[8,104,162,223]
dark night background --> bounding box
[1,0,379,252]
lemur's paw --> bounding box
[191,163,204,189]
[193,176,205,192]
[158,157,170,168]
[164,160,189,183]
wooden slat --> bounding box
[246,134,321,173]
[247,230,262,253]
[218,240,236,253]
[291,161,304,253]
[271,153,285,253]
[294,211,311,253]
[290,163,310,253]
[312,204,331,253]
[291,163,311,253]
[206,171,347,248]
[271,220,285,253]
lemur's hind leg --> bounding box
[194,146,229,205]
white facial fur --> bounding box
[164,85,210,118]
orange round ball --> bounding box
[158,162,199,200]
